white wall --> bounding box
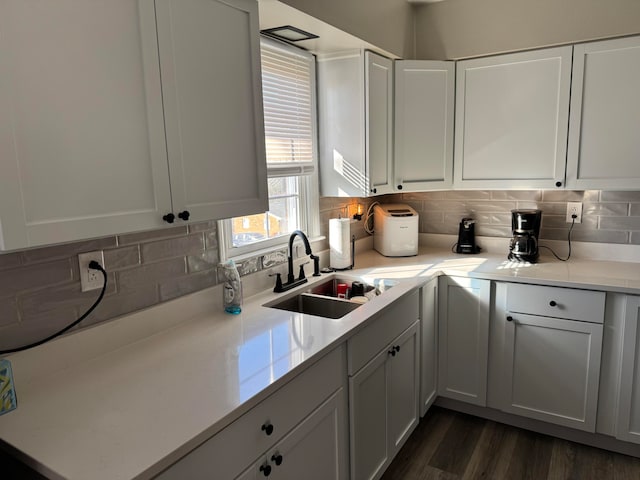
[415,0,640,59]
[278,0,414,58]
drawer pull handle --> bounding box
[506,316,513,322]
[261,423,274,436]
[271,453,283,466]
[260,464,272,477]
[549,300,557,307]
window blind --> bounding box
[260,37,316,177]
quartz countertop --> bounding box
[1,246,639,480]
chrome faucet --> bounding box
[272,230,321,293]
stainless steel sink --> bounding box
[264,277,393,319]
[266,292,361,319]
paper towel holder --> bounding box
[331,235,355,271]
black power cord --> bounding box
[0,261,107,355]
[539,216,576,262]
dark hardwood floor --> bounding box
[382,407,640,480]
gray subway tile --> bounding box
[475,225,512,238]
[187,250,219,273]
[491,190,542,201]
[540,228,628,244]
[141,234,204,263]
[404,191,447,201]
[538,203,571,215]
[236,257,262,276]
[20,237,117,264]
[0,307,79,351]
[0,259,72,297]
[188,221,217,233]
[630,232,640,245]
[542,215,598,229]
[424,200,473,213]
[583,203,629,216]
[422,221,458,235]
[630,204,640,216]
[542,190,600,202]
[444,190,492,200]
[117,258,186,287]
[205,231,219,250]
[0,298,19,327]
[118,226,188,246]
[103,246,140,270]
[600,191,640,202]
[87,284,160,325]
[159,271,218,302]
[515,201,540,210]
[600,216,640,231]
[469,201,518,213]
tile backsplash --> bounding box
[1,190,639,350]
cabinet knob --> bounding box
[162,213,175,224]
[261,423,274,436]
[549,300,557,307]
[260,464,272,477]
[271,453,283,466]
[397,184,403,190]
[394,345,401,353]
[177,210,190,221]
[371,188,377,194]
[555,181,562,187]
[506,316,513,322]
[388,348,396,357]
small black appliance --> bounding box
[456,218,480,254]
[508,209,542,263]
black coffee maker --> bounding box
[508,210,542,263]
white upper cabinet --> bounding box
[0,0,171,250]
[155,0,267,221]
[318,50,394,197]
[454,47,572,189]
[566,36,640,190]
[395,61,454,191]
[0,0,266,250]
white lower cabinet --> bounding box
[237,389,347,480]
[617,295,640,444]
[495,283,605,433]
[154,346,347,479]
[420,278,438,416]
[348,291,420,480]
[437,276,491,406]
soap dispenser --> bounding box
[221,260,242,314]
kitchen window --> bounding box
[219,36,319,259]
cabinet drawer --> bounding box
[348,290,419,375]
[155,345,345,480]
[506,283,605,323]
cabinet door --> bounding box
[349,348,389,480]
[502,313,603,432]
[155,0,268,222]
[365,51,394,196]
[394,60,454,191]
[438,276,490,406]
[388,321,420,454]
[617,295,640,444]
[454,47,571,189]
[420,278,438,416]
[566,36,640,190]
[0,0,172,250]
[237,390,347,480]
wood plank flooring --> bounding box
[382,407,640,480]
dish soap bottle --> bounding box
[221,260,242,314]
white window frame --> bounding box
[219,37,320,261]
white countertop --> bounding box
[1,245,640,479]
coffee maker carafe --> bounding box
[508,210,542,263]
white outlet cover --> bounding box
[78,251,105,292]
[566,202,583,224]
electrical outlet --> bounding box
[566,202,583,224]
[78,251,105,292]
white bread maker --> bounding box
[373,204,419,256]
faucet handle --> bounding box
[269,273,283,292]
[298,262,309,280]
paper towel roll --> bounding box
[329,218,352,270]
